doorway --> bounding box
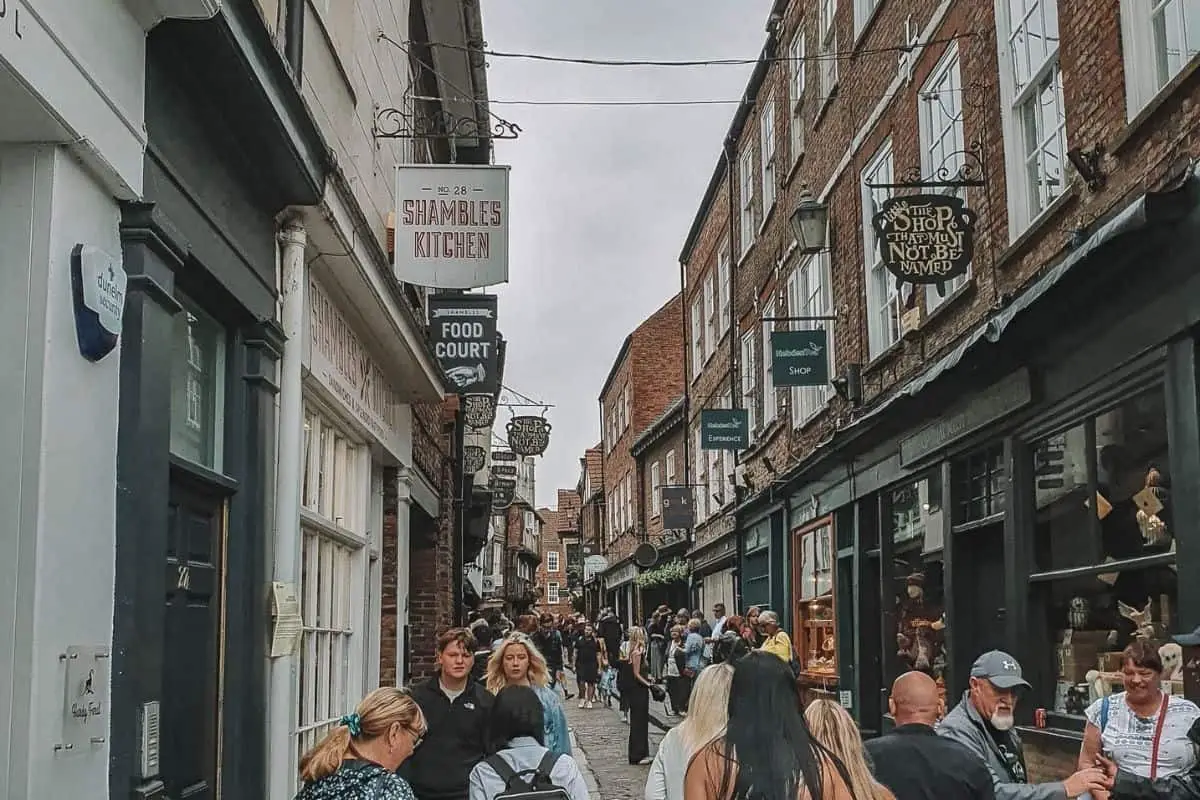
[161,468,226,800]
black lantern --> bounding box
[789,186,829,254]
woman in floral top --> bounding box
[294,687,427,800]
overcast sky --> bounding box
[483,2,775,508]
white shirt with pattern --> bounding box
[1085,692,1200,778]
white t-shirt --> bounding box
[1085,692,1200,778]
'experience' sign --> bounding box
[700,409,749,450]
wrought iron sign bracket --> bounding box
[865,139,988,190]
[373,103,521,141]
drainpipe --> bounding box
[284,0,305,79]
[268,216,307,800]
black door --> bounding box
[951,523,1006,697]
[162,471,225,800]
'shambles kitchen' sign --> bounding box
[871,194,977,293]
[395,164,510,289]
[429,293,499,395]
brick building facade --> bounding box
[578,448,606,614]
[598,295,685,625]
[669,0,1200,768]
[535,505,574,617]
[629,396,690,613]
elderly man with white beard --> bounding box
[939,651,1112,800]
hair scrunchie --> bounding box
[339,713,362,737]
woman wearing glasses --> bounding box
[486,632,573,757]
[294,686,427,799]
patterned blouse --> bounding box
[294,760,418,800]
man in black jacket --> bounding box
[867,671,996,800]
[399,628,494,800]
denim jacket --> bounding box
[534,684,572,757]
[684,632,705,672]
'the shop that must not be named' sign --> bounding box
[871,194,977,293]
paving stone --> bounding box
[559,675,665,800]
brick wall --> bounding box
[638,425,686,542]
[380,466,399,687]
[405,398,458,682]
[675,0,1200,526]
[535,506,573,616]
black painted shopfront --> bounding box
[109,6,327,800]
[741,175,1200,763]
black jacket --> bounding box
[597,617,623,663]
[398,677,493,800]
[866,723,997,800]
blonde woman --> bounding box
[486,632,572,756]
[626,626,655,765]
[804,698,896,800]
[294,687,426,799]
[645,663,734,800]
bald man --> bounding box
[865,672,996,800]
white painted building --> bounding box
[0,1,214,798]
[257,0,490,796]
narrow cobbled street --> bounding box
[562,674,677,800]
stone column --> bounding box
[395,467,415,684]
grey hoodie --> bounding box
[937,691,1067,800]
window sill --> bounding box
[785,151,806,189]
[851,3,885,52]
[864,336,905,374]
[1016,724,1083,743]
[793,399,832,432]
[759,201,778,236]
[1112,52,1200,157]
[994,186,1078,273]
[921,277,977,328]
[737,238,758,269]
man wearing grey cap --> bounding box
[939,650,1111,800]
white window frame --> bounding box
[1120,0,1200,120]
[693,424,707,522]
[651,462,662,516]
[547,582,561,604]
[739,148,756,255]
[740,329,757,439]
[854,0,880,34]
[786,254,836,427]
[861,142,901,357]
[297,406,371,772]
[919,45,970,313]
[690,296,705,377]
[546,550,560,572]
[760,92,777,215]
[819,0,838,101]
[665,450,677,485]
[994,0,1067,236]
[704,270,718,359]
[717,243,731,335]
[761,298,778,425]
[789,29,806,165]
[626,473,634,530]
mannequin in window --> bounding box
[896,573,946,687]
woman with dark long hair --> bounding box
[684,652,853,800]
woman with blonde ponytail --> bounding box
[294,686,427,799]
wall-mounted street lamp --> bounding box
[790,186,829,254]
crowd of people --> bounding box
[289,603,1200,800]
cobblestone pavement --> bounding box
[559,674,666,800]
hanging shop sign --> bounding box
[871,194,977,292]
[71,245,127,363]
[771,329,829,387]
[507,416,552,456]
[463,394,497,428]
[491,476,516,510]
[700,409,749,450]
[661,486,695,530]
[394,164,511,289]
[492,464,517,477]
[429,293,499,394]
[492,450,518,462]
[583,555,609,582]
[463,445,486,474]
[633,542,659,568]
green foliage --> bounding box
[634,558,691,587]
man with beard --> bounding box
[939,651,1110,800]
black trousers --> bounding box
[666,676,687,713]
[627,682,650,763]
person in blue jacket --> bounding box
[484,632,572,757]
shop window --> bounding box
[954,444,1006,526]
[169,296,226,470]
[793,519,836,678]
[302,408,363,532]
[743,523,771,610]
[1031,389,1173,573]
[889,474,948,699]
[1026,388,1180,717]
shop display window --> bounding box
[793,518,837,678]
[889,474,948,699]
[954,443,1006,526]
[1029,388,1180,717]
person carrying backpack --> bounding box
[468,686,589,800]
